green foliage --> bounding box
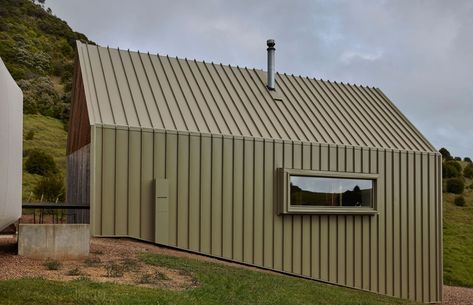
[439,147,453,160]
[34,175,65,202]
[0,0,92,120]
[44,259,61,270]
[105,263,125,278]
[25,149,57,176]
[66,267,83,276]
[447,178,465,194]
[465,157,472,163]
[25,129,35,140]
[83,257,101,267]
[454,196,466,207]
[137,272,169,285]
[443,161,461,178]
[18,77,67,119]
[454,157,462,161]
[464,164,473,179]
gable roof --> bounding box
[75,41,435,152]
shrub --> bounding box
[44,259,61,270]
[465,157,472,163]
[447,178,464,194]
[439,148,453,160]
[34,175,65,202]
[25,150,57,176]
[454,196,466,207]
[84,257,101,267]
[464,164,473,179]
[443,162,461,178]
[66,267,83,276]
[138,272,169,284]
[105,263,124,277]
[25,130,35,140]
[454,157,462,161]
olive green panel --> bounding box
[263,140,274,269]
[90,126,102,236]
[200,135,212,255]
[141,132,154,242]
[232,138,244,261]
[243,138,254,263]
[211,136,223,257]
[88,127,442,303]
[128,130,141,238]
[177,134,189,249]
[166,133,178,246]
[115,129,129,235]
[188,135,201,252]
[222,137,233,259]
[253,140,264,266]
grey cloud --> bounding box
[48,0,472,157]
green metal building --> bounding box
[67,40,442,303]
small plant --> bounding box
[24,149,58,176]
[25,129,35,140]
[447,178,465,194]
[44,259,61,270]
[464,164,473,179]
[84,256,101,267]
[121,258,138,271]
[454,196,466,207]
[34,175,65,202]
[66,267,83,276]
[105,263,124,278]
[137,272,169,284]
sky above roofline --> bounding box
[48,0,473,158]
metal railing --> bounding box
[22,203,89,224]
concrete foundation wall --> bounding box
[18,224,90,259]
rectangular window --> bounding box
[290,176,373,207]
[279,169,378,215]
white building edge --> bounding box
[0,57,22,231]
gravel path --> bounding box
[443,285,473,305]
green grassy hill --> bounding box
[443,160,473,287]
[22,114,67,201]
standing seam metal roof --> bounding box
[76,41,435,152]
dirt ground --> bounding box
[1,235,472,303]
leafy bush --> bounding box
[25,149,57,176]
[34,175,65,202]
[25,130,35,140]
[66,267,83,276]
[454,196,466,207]
[447,178,465,194]
[44,259,61,270]
[84,257,101,267]
[464,164,473,179]
[465,157,472,163]
[439,148,453,161]
[105,263,125,278]
[454,157,462,161]
[18,77,67,119]
[443,162,461,178]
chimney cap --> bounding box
[267,39,275,48]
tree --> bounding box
[25,150,58,176]
[464,164,473,179]
[446,178,464,194]
[439,148,452,160]
[464,157,472,163]
[443,161,461,178]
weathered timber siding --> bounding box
[66,144,90,223]
[90,126,442,303]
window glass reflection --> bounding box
[290,176,373,207]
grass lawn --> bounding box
[0,253,417,305]
[443,163,473,287]
[22,114,67,200]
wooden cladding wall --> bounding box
[66,144,90,223]
[67,60,91,155]
[90,127,442,303]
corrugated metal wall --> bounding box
[90,126,442,303]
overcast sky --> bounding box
[48,0,472,157]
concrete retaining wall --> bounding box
[18,224,90,259]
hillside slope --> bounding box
[0,0,91,122]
